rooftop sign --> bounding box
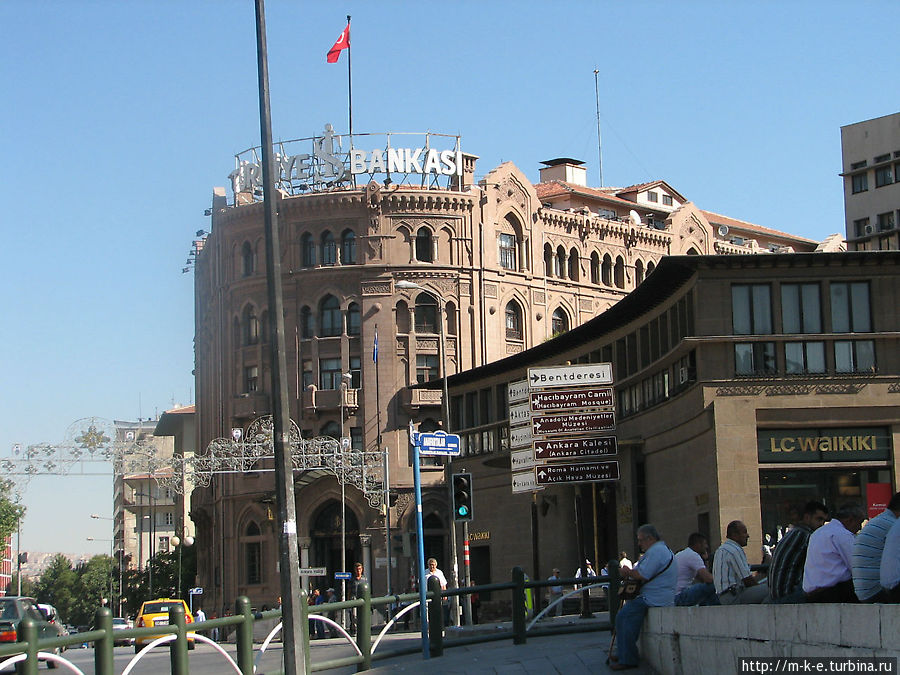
[230,125,463,198]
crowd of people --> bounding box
[605,495,900,670]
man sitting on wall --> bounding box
[674,532,718,606]
[768,501,828,603]
[881,515,900,602]
[853,492,900,602]
[610,524,677,671]
[803,503,865,603]
[713,521,769,604]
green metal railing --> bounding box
[0,563,616,674]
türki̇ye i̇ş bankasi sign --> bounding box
[230,125,463,195]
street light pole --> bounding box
[171,534,194,599]
[395,280,460,627]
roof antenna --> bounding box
[594,69,603,188]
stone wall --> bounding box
[640,605,900,674]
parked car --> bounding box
[133,599,195,653]
[111,617,133,646]
[37,604,68,648]
[0,596,63,668]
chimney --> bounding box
[539,158,588,187]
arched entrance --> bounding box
[422,512,447,574]
[310,500,361,594]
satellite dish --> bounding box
[717,225,729,237]
[629,210,642,225]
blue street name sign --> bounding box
[417,430,462,456]
[334,572,352,580]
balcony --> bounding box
[401,386,443,413]
[233,391,271,419]
[301,386,359,413]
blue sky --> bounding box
[2,1,897,555]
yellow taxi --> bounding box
[134,598,196,653]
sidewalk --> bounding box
[362,629,656,674]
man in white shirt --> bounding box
[803,503,865,602]
[674,533,718,606]
[712,521,768,604]
[619,552,633,570]
[425,557,447,589]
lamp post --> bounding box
[339,371,352,626]
[91,514,123,616]
[86,536,115,613]
[394,280,460,626]
[170,534,195,599]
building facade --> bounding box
[190,129,836,612]
[841,112,900,251]
[439,251,900,605]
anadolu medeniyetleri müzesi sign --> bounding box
[230,125,463,197]
[757,426,891,463]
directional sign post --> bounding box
[530,387,614,412]
[533,436,618,461]
[511,470,541,494]
[528,364,613,389]
[417,430,461,456]
[299,567,327,577]
[507,379,530,404]
[334,571,352,581]
[535,461,620,485]
[532,410,616,436]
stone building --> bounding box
[438,251,900,603]
[189,127,831,612]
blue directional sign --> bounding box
[334,572,352,580]
[417,430,461,456]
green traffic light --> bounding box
[457,505,469,517]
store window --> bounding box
[732,284,772,334]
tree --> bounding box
[0,478,25,543]
[33,554,78,623]
[4,573,35,598]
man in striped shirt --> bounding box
[852,492,900,602]
[712,521,768,604]
[768,501,828,603]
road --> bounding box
[1,632,425,674]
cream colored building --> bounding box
[841,112,900,251]
[190,132,835,612]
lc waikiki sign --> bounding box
[757,427,891,463]
[230,125,463,197]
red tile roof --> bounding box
[701,210,817,243]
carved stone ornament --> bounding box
[484,283,498,298]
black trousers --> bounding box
[805,579,857,603]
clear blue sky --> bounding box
[3,1,897,555]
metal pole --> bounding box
[340,384,347,628]
[149,480,154,597]
[462,521,472,625]
[594,69,603,187]
[434,295,460,627]
[16,516,21,596]
[254,2,305,672]
[376,324,392,601]
[412,432,429,660]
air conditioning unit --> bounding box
[679,367,690,384]
[864,224,875,235]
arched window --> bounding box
[544,243,554,277]
[321,231,336,266]
[347,302,361,336]
[243,520,262,585]
[590,252,600,284]
[552,308,569,336]
[415,228,433,263]
[341,229,356,264]
[635,259,645,285]
[395,300,410,334]
[568,247,580,282]
[445,301,457,336]
[242,305,259,345]
[301,233,316,267]
[499,233,517,270]
[614,256,625,289]
[300,306,314,339]
[647,261,656,275]
[241,241,254,277]
[319,295,341,337]
[414,293,438,333]
[686,247,700,255]
[602,254,613,286]
[505,301,523,341]
[555,246,565,279]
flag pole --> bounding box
[347,15,352,137]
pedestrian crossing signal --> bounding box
[452,473,473,521]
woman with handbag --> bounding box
[610,524,677,671]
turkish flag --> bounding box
[327,24,350,63]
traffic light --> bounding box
[452,473,474,521]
